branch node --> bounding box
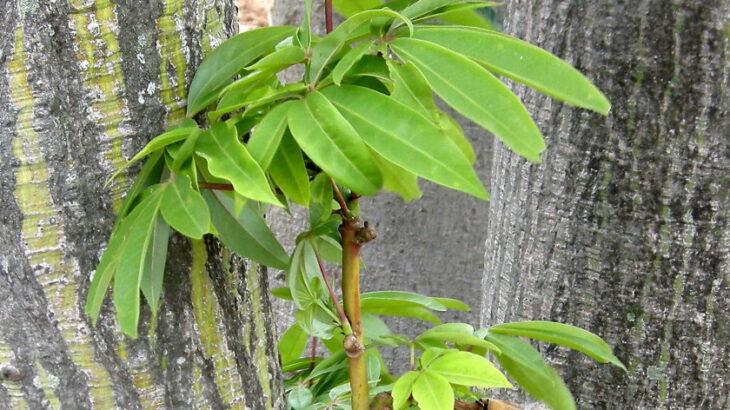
[343,334,364,358]
[355,223,376,244]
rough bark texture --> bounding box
[268,1,494,355]
[0,1,283,408]
[481,1,728,408]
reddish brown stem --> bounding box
[340,217,368,410]
[331,179,352,218]
[199,182,234,191]
[313,246,350,329]
[325,0,333,33]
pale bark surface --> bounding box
[0,1,283,408]
[481,1,728,408]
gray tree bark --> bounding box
[481,1,728,408]
[0,1,282,408]
[269,1,494,349]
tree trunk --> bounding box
[0,1,283,408]
[481,1,728,408]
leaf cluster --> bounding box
[85,0,620,408]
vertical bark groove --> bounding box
[481,1,728,408]
[0,1,283,408]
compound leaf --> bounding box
[427,350,512,388]
[160,174,210,239]
[113,187,165,337]
[392,37,545,163]
[412,370,453,410]
[414,26,610,114]
[196,123,281,206]
[187,26,295,116]
[248,100,295,170]
[321,85,487,199]
[287,91,382,195]
[489,321,626,370]
[203,190,288,269]
[140,215,170,315]
[485,333,576,410]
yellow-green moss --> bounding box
[245,263,275,408]
[0,342,28,410]
[68,0,130,212]
[6,26,116,409]
[35,361,61,409]
[157,0,188,124]
[189,240,246,409]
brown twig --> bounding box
[330,178,352,218]
[312,246,350,329]
[324,0,333,33]
[199,182,234,191]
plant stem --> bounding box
[322,1,367,407]
[313,247,351,333]
[340,216,369,410]
[199,182,234,191]
[324,0,333,33]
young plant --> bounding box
[85,0,624,409]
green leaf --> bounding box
[366,349,382,383]
[309,173,334,224]
[386,59,476,164]
[247,46,306,71]
[438,113,476,164]
[248,101,294,170]
[426,350,512,388]
[271,286,293,300]
[412,370,453,410]
[361,304,441,324]
[386,59,437,117]
[286,242,309,309]
[287,386,314,409]
[308,9,413,83]
[169,128,202,172]
[113,187,165,337]
[270,131,311,206]
[485,333,576,410]
[160,174,210,239]
[427,4,497,29]
[417,323,501,353]
[414,26,610,114]
[287,92,382,195]
[297,0,313,48]
[361,291,447,311]
[420,348,447,368]
[345,55,392,86]
[186,26,295,116]
[392,371,419,410]
[203,190,288,269]
[391,37,545,163]
[401,0,480,20]
[195,123,281,206]
[117,151,165,219]
[332,0,383,16]
[372,152,422,203]
[140,215,170,315]
[321,85,487,199]
[332,42,372,85]
[109,125,196,183]
[489,321,626,370]
[431,297,470,312]
[279,323,309,364]
[296,305,336,339]
[212,71,277,120]
[85,205,136,322]
[245,83,308,114]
